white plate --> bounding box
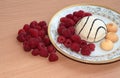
[48,4,120,64]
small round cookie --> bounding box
[106,32,118,42]
[100,39,113,51]
[106,23,118,32]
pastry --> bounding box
[105,32,118,42]
[75,16,107,42]
[100,39,113,51]
[106,22,118,32]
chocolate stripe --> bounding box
[78,16,89,35]
[94,26,106,41]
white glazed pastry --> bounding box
[75,16,107,42]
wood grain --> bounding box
[0,0,120,78]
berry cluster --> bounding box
[17,21,58,62]
[57,10,95,56]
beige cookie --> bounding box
[106,32,118,42]
[100,39,113,51]
[106,23,118,32]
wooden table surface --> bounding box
[0,0,120,78]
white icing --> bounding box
[75,16,107,42]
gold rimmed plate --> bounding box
[48,4,120,64]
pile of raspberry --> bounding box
[57,10,95,56]
[17,21,58,62]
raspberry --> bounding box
[47,45,56,53]
[84,12,92,17]
[35,26,41,31]
[25,34,32,41]
[18,29,26,35]
[71,34,81,43]
[42,25,48,34]
[87,43,95,51]
[80,40,87,48]
[60,17,75,27]
[38,21,47,26]
[64,39,72,48]
[38,30,45,38]
[23,41,31,51]
[62,29,72,38]
[23,24,30,32]
[57,35,66,43]
[31,49,40,56]
[38,42,46,50]
[81,45,91,56]
[17,34,26,42]
[73,16,79,23]
[66,14,73,19]
[39,47,49,57]
[30,21,38,28]
[68,26,75,35]
[43,36,51,46]
[28,38,39,49]
[36,36,42,42]
[70,42,80,52]
[57,25,66,35]
[48,53,58,62]
[29,28,38,37]
[74,10,85,18]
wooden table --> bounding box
[0,0,120,78]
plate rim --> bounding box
[48,4,120,64]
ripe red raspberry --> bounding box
[42,25,48,34]
[28,38,39,49]
[70,42,80,52]
[74,10,85,18]
[30,21,38,28]
[57,35,66,43]
[84,12,92,17]
[36,36,42,42]
[23,24,30,32]
[38,30,46,38]
[64,39,72,48]
[38,42,46,50]
[48,53,58,62]
[31,49,40,56]
[18,29,26,35]
[43,36,51,46]
[35,26,41,31]
[47,45,56,53]
[71,34,81,43]
[68,26,75,35]
[66,14,73,19]
[73,16,80,23]
[25,34,32,41]
[57,25,66,35]
[17,34,26,42]
[39,47,49,57]
[81,45,91,56]
[87,43,95,51]
[60,17,75,27]
[80,40,87,48]
[38,21,47,26]
[23,41,31,51]
[29,28,38,37]
[62,29,72,38]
